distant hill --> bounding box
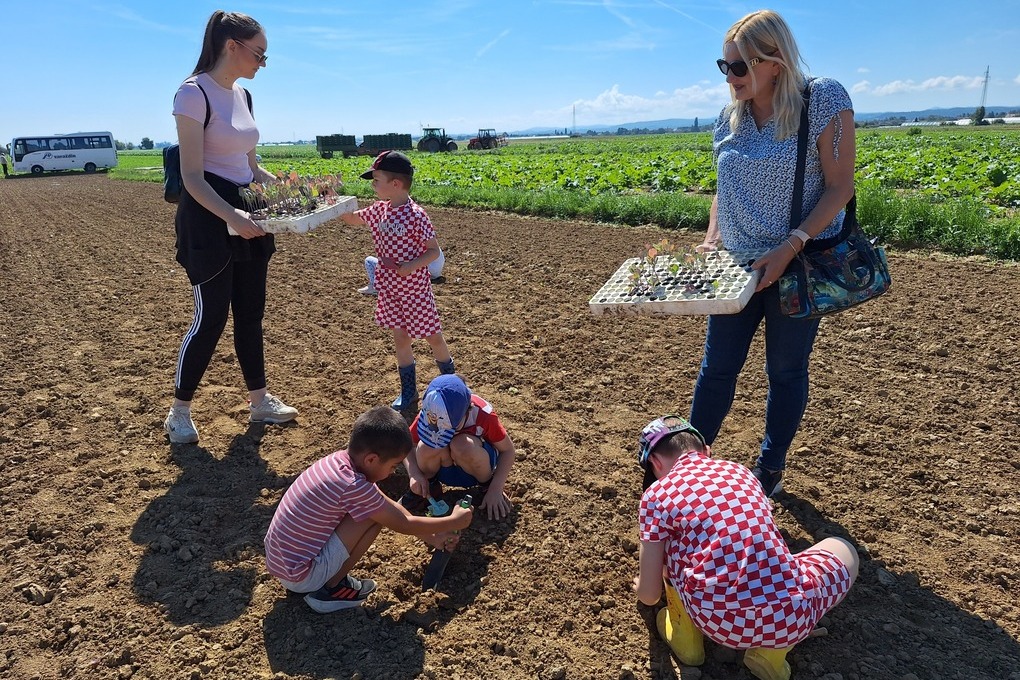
[505,105,1020,137]
[855,106,1019,122]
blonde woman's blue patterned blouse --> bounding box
[713,77,854,251]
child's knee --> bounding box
[450,439,492,478]
[818,536,859,580]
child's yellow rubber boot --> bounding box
[657,581,705,666]
[743,647,792,680]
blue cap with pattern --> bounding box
[416,375,472,449]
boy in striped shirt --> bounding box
[264,406,473,613]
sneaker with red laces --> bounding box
[303,574,377,613]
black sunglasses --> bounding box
[716,56,763,78]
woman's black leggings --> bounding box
[173,257,269,402]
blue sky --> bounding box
[4,1,1019,144]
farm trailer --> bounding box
[315,133,413,159]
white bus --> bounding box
[10,131,118,175]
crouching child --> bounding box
[633,415,859,680]
[264,406,472,613]
[404,374,515,521]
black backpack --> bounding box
[163,80,252,203]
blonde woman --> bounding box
[690,9,856,498]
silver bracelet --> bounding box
[785,239,799,256]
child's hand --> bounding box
[479,487,513,521]
[395,262,417,277]
[378,256,399,269]
[408,475,428,497]
[450,504,473,531]
[425,531,460,552]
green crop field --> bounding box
[114,126,1020,259]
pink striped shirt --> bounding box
[264,450,386,582]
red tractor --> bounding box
[467,129,508,150]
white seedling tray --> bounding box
[229,195,358,235]
[589,249,767,316]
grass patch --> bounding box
[857,180,1020,259]
[111,135,1020,261]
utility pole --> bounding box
[974,66,989,124]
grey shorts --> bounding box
[275,532,350,594]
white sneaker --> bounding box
[357,286,378,296]
[164,407,199,444]
[249,393,298,424]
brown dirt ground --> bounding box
[1,174,1019,680]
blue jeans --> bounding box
[689,285,820,471]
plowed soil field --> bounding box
[1,174,1018,680]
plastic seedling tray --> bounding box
[589,249,767,316]
[229,195,358,235]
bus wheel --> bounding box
[84,163,97,173]
[31,165,44,175]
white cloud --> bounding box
[853,75,985,96]
[88,3,190,35]
[1015,74,1020,85]
[648,0,722,34]
[477,29,511,58]
[857,67,870,74]
[538,83,730,125]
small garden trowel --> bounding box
[422,495,471,590]
[427,496,450,516]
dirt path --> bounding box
[1,174,1018,680]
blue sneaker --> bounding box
[303,575,377,613]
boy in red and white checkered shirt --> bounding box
[633,415,859,680]
[340,151,454,419]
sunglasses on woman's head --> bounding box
[716,57,763,77]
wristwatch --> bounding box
[789,228,811,245]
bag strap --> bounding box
[195,81,211,129]
[790,80,859,241]
[176,78,252,129]
[789,83,811,231]
[171,77,212,130]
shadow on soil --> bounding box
[129,423,293,627]
[777,491,1019,680]
[262,473,520,679]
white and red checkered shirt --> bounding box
[358,199,442,338]
[639,451,851,649]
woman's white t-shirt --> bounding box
[173,72,258,185]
